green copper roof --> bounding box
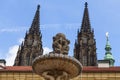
[104,32,115,66]
[104,53,114,60]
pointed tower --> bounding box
[74,2,97,66]
[14,5,43,66]
[104,32,115,66]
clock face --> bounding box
[82,37,87,43]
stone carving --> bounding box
[52,33,70,55]
[42,71,54,80]
[56,71,68,80]
[42,70,69,80]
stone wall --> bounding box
[0,72,43,80]
[0,72,120,80]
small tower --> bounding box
[104,32,115,66]
[74,2,97,66]
[14,5,43,66]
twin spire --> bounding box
[81,2,91,32]
[14,5,43,66]
[74,2,97,66]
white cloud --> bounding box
[43,47,52,55]
[0,27,27,33]
[5,45,19,66]
[5,38,23,66]
[5,46,52,66]
[0,29,20,32]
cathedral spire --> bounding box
[104,32,115,66]
[81,2,91,32]
[14,5,43,66]
[29,5,40,35]
[74,2,97,66]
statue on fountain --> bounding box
[52,33,70,55]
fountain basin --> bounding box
[32,53,82,79]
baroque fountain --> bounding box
[32,33,82,80]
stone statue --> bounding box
[52,33,70,55]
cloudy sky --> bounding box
[0,0,120,66]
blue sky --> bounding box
[0,0,120,66]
